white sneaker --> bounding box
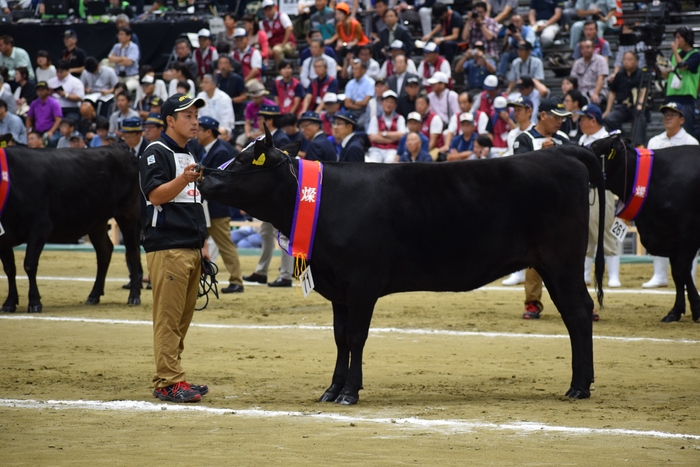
[502,270,525,286]
[606,255,621,288]
[642,276,668,288]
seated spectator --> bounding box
[367,90,405,163]
[344,46,381,82]
[166,38,198,81]
[241,14,270,62]
[301,57,338,114]
[197,74,235,139]
[56,118,78,148]
[300,29,338,66]
[427,71,459,126]
[142,112,164,144]
[455,41,496,91]
[398,131,433,162]
[282,114,305,148]
[90,116,110,147]
[473,134,496,158]
[379,43,418,80]
[108,92,138,133]
[194,29,219,80]
[396,75,421,118]
[163,62,196,97]
[610,23,647,83]
[320,92,341,135]
[60,30,86,77]
[108,27,140,92]
[498,14,540,79]
[114,15,140,46]
[232,28,263,85]
[506,43,545,95]
[415,95,443,153]
[48,60,85,121]
[368,0,389,44]
[69,132,86,148]
[561,89,587,140]
[35,51,56,83]
[81,57,118,96]
[489,96,514,154]
[299,111,337,162]
[27,130,45,149]
[216,56,247,123]
[78,99,99,142]
[462,2,501,60]
[446,113,478,161]
[326,2,370,63]
[379,8,414,58]
[332,109,365,163]
[385,54,418,97]
[300,39,338,89]
[13,67,36,112]
[344,60,375,129]
[443,91,490,151]
[176,81,191,96]
[603,51,648,146]
[397,112,430,156]
[0,35,34,82]
[529,0,563,49]
[135,65,168,106]
[505,96,534,156]
[422,3,464,64]
[416,42,451,91]
[0,98,27,145]
[236,81,275,150]
[571,21,611,62]
[260,0,297,65]
[26,81,62,145]
[562,75,578,95]
[487,0,518,24]
[569,0,617,51]
[511,76,547,124]
[271,60,305,115]
[259,105,290,148]
[473,74,506,119]
[136,75,158,119]
[309,0,336,42]
[570,39,608,105]
[216,13,239,53]
[368,78,389,122]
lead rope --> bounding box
[194,163,218,310]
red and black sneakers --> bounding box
[153,381,205,403]
[522,301,543,320]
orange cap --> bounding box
[335,2,350,15]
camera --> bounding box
[470,11,478,20]
[507,23,517,33]
[619,22,665,48]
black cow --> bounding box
[591,134,700,323]
[0,145,142,313]
[199,127,605,404]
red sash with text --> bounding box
[283,159,323,262]
[616,148,654,221]
[0,148,10,218]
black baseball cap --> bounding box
[160,93,206,120]
[539,97,571,117]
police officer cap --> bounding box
[333,109,358,127]
[144,112,165,127]
[120,117,143,133]
[299,111,323,124]
[198,116,220,135]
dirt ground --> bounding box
[1,250,699,466]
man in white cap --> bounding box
[300,38,338,89]
[367,90,406,163]
[379,41,417,80]
[397,111,430,157]
[194,29,219,81]
[427,71,459,128]
[319,92,340,136]
[641,102,699,288]
[472,74,506,120]
[232,28,263,85]
[442,91,489,153]
[490,96,515,155]
[446,113,478,161]
[260,0,297,65]
[416,42,451,91]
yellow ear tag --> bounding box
[252,153,266,166]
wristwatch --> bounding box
[382,131,387,137]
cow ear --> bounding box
[264,122,273,148]
[251,138,271,167]
[277,141,302,159]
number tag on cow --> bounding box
[610,217,628,243]
[300,266,315,298]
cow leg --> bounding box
[86,223,113,305]
[538,267,594,399]
[662,253,695,322]
[0,247,18,312]
[24,225,51,313]
[114,214,142,306]
[319,301,350,403]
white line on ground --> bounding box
[0,274,679,295]
[1,315,697,344]
[0,398,697,440]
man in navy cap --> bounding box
[61,29,86,77]
[258,104,291,148]
[299,111,337,162]
[332,110,366,163]
[142,112,164,143]
[196,116,244,294]
[120,117,148,158]
[505,95,534,156]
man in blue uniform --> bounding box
[299,111,338,162]
[332,109,366,162]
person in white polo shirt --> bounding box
[642,102,700,288]
[367,90,406,163]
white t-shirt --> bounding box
[446,110,490,136]
[48,74,85,108]
[427,114,443,135]
[647,127,699,149]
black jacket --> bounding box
[387,71,419,98]
[379,24,414,56]
[201,139,239,219]
[272,128,291,148]
[306,132,338,162]
[338,134,365,163]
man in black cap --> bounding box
[505,41,545,95]
[332,110,366,163]
[299,111,337,162]
[61,29,87,76]
[196,115,244,294]
[396,75,421,119]
[258,104,291,148]
[139,93,209,403]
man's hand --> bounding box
[498,110,510,121]
[56,90,66,98]
[670,39,679,54]
[590,92,600,104]
[180,163,201,184]
[541,137,554,149]
[602,110,609,119]
[201,243,211,262]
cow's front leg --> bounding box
[662,255,691,322]
[319,302,350,402]
[86,223,113,305]
[115,213,142,306]
[24,225,51,313]
[0,247,18,312]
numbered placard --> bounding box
[610,217,629,243]
[300,266,315,298]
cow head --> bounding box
[588,131,630,173]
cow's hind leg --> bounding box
[539,267,594,399]
[662,253,696,322]
[114,214,142,305]
[319,301,351,403]
[0,247,18,312]
[86,223,113,305]
[24,220,52,313]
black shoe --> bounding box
[221,284,244,294]
[146,282,151,290]
[268,277,292,287]
[243,273,267,284]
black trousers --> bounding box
[603,104,647,147]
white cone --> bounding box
[583,257,593,285]
[502,269,525,286]
[606,255,621,287]
[642,256,669,288]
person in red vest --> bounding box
[416,42,452,92]
[260,0,296,66]
[415,95,444,153]
[301,58,338,114]
[194,29,219,80]
[319,92,340,136]
[232,28,263,85]
[367,90,406,163]
[475,74,507,119]
[488,96,515,155]
[270,60,306,115]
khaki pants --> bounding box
[255,221,294,280]
[272,43,296,61]
[147,248,201,389]
[525,268,543,306]
[587,189,620,257]
[208,217,242,285]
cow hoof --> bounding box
[27,304,42,313]
[1,304,17,313]
[565,388,590,399]
[85,296,100,305]
[661,312,682,323]
[127,297,141,306]
[334,394,359,405]
[318,390,339,403]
